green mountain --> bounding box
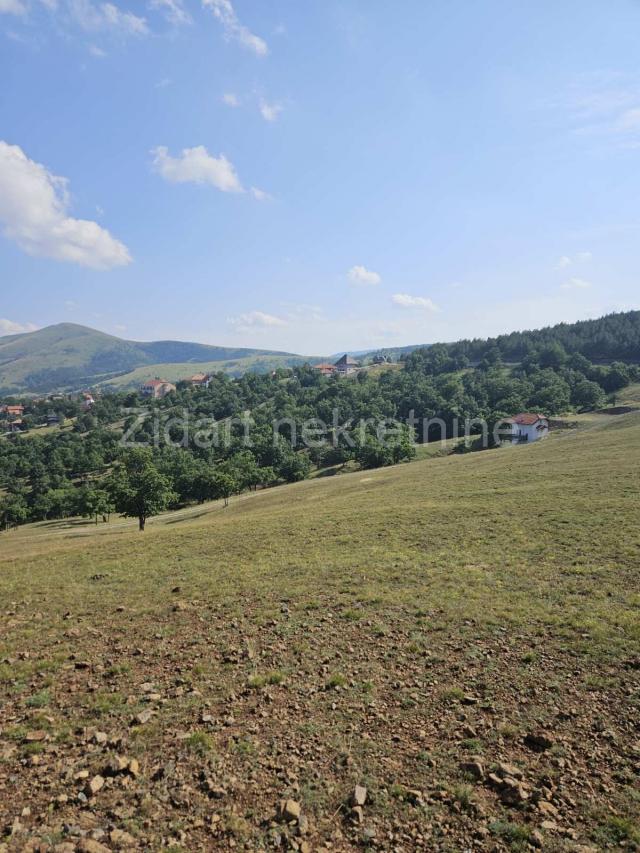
[0,323,313,395]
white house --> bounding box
[505,413,549,443]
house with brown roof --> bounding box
[1,405,24,419]
[185,372,211,388]
[505,413,549,443]
[313,363,337,376]
[140,379,176,399]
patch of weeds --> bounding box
[593,816,640,846]
[361,680,374,693]
[106,663,131,677]
[26,689,51,709]
[87,691,125,718]
[247,670,285,689]
[460,738,483,753]
[233,737,256,756]
[326,673,347,689]
[498,723,519,740]
[22,741,45,756]
[520,651,538,664]
[439,685,464,702]
[342,608,362,622]
[490,820,531,850]
[452,784,474,811]
[186,731,214,756]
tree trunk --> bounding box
[139,516,146,531]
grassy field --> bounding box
[0,414,639,851]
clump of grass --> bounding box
[593,816,640,846]
[460,737,483,753]
[26,689,50,709]
[186,731,214,756]
[326,673,347,689]
[490,820,531,849]
[247,670,285,689]
[452,783,474,810]
[440,685,464,702]
[87,691,125,717]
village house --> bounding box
[140,379,177,399]
[334,354,361,376]
[0,404,24,420]
[313,363,337,376]
[81,392,95,411]
[505,413,549,444]
[185,373,211,388]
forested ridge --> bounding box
[1,311,638,529]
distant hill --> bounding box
[0,323,315,395]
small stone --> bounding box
[85,775,105,797]
[76,841,111,853]
[460,759,485,781]
[132,709,153,726]
[537,800,559,817]
[351,785,367,807]
[93,732,108,745]
[24,730,47,742]
[524,731,554,752]
[280,799,301,822]
[350,806,364,824]
[496,761,524,780]
[109,829,137,848]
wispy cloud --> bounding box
[67,0,149,35]
[149,0,190,25]
[0,0,27,16]
[392,294,440,311]
[556,251,591,269]
[563,71,640,148]
[151,145,243,193]
[259,99,283,122]
[348,265,381,286]
[202,0,267,56]
[0,318,38,336]
[228,310,287,330]
[221,92,240,107]
[250,186,271,201]
[0,141,132,270]
[560,277,592,290]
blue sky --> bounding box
[1,0,639,355]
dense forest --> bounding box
[1,311,638,530]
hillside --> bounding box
[0,324,311,395]
[1,413,639,850]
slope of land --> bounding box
[0,324,309,395]
[0,415,639,851]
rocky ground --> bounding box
[1,593,639,852]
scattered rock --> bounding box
[524,731,554,752]
[279,799,301,822]
[351,785,367,807]
[85,775,105,797]
[460,759,485,781]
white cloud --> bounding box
[392,293,440,311]
[556,251,591,269]
[149,0,190,24]
[202,0,267,56]
[222,92,240,107]
[259,99,283,122]
[348,265,381,286]
[88,43,107,56]
[560,277,592,290]
[0,0,26,16]
[68,0,148,34]
[0,141,132,270]
[250,186,271,201]
[228,310,287,329]
[151,145,243,193]
[0,318,38,336]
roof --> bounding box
[334,354,359,366]
[3,405,24,415]
[313,363,336,370]
[188,373,209,381]
[142,379,171,387]
[509,413,548,426]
